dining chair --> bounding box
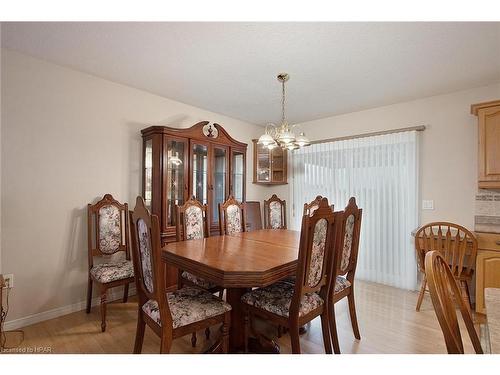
[264,194,287,229]
[86,193,134,332]
[176,196,224,347]
[414,222,477,312]
[425,250,483,354]
[219,195,246,235]
[303,195,323,217]
[129,196,232,354]
[244,201,263,232]
[327,197,363,354]
[241,197,337,354]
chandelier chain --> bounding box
[281,79,286,125]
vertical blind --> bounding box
[291,131,419,290]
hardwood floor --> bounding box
[1,280,481,354]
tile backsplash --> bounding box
[475,189,500,233]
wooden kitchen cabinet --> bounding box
[252,140,288,185]
[475,232,500,314]
[471,100,500,189]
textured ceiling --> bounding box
[2,22,500,125]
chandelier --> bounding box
[257,73,311,151]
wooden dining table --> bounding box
[161,229,301,352]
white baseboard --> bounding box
[3,286,137,331]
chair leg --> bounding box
[191,332,197,347]
[320,312,333,354]
[123,283,129,303]
[416,275,427,312]
[221,318,230,354]
[460,280,472,312]
[160,335,172,354]
[289,322,301,354]
[133,312,146,354]
[243,312,250,353]
[205,327,211,340]
[277,325,282,338]
[100,287,107,332]
[329,302,341,354]
[347,291,361,340]
[86,277,93,314]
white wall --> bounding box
[285,83,500,228]
[1,49,268,324]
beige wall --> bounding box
[1,49,268,323]
[284,82,500,228]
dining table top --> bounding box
[161,229,301,288]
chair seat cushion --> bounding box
[334,275,351,294]
[181,271,218,290]
[240,281,324,318]
[142,286,232,328]
[90,260,134,283]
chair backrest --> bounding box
[335,197,363,279]
[291,198,337,315]
[425,251,483,354]
[87,194,129,267]
[415,222,477,278]
[219,195,246,235]
[175,196,209,241]
[129,197,173,329]
[264,194,287,229]
[244,201,263,232]
[303,195,323,217]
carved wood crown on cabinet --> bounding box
[471,100,500,189]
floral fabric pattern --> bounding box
[141,286,231,328]
[181,271,218,289]
[184,205,204,240]
[241,281,324,318]
[269,201,283,229]
[90,260,134,283]
[341,214,355,273]
[98,205,122,254]
[334,275,351,294]
[225,204,242,235]
[138,219,154,293]
[307,218,328,287]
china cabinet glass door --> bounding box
[212,145,228,224]
[165,138,187,228]
[256,143,271,182]
[191,143,209,205]
[231,150,245,202]
[143,139,153,209]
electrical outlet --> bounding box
[422,200,434,210]
[3,274,14,289]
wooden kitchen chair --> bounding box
[86,194,134,332]
[264,194,287,229]
[414,222,478,312]
[130,196,231,354]
[176,196,224,347]
[219,196,246,235]
[241,197,337,354]
[425,251,483,354]
[327,197,363,354]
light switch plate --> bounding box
[422,200,434,210]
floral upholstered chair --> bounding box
[129,196,231,354]
[328,197,362,353]
[241,197,337,354]
[219,196,245,236]
[264,194,287,229]
[86,194,134,332]
[303,195,324,217]
[176,196,224,347]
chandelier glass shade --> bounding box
[258,73,311,150]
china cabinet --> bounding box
[142,122,247,289]
[252,140,288,185]
[471,100,500,189]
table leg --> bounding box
[226,288,246,352]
